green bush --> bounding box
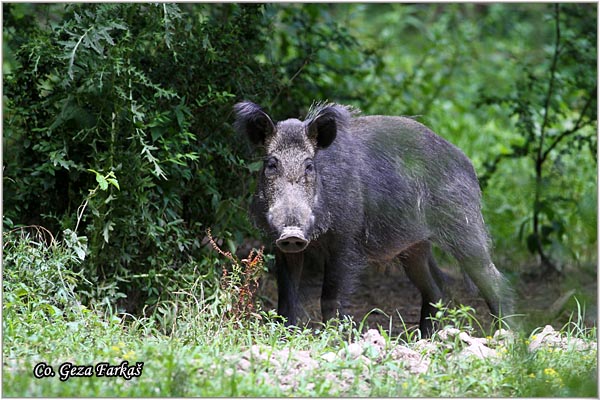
[4,3,280,310]
[479,4,596,271]
[3,227,84,316]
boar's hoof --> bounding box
[276,227,308,253]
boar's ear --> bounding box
[306,103,351,149]
[234,101,275,146]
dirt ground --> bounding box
[257,257,597,336]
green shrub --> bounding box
[3,3,279,311]
[3,227,84,315]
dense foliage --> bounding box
[3,3,596,315]
[4,3,281,311]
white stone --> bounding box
[346,342,363,359]
[321,351,337,363]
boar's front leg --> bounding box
[276,251,304,326]
[321,246,365,322]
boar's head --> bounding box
[234,101,350,253]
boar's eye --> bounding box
[304,158,314,175]
[265,157,279,176]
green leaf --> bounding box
[96,174,109,190]
[227,239,237,255]
[106,178,120,190]
[74,245,86,261]
[103,221,115,243]
[247,161,263,173]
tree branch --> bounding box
[533,4,561,273]
[541,88,596,162]
[537,4,561,170]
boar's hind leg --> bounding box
[400,241,445,338]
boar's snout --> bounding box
[276,227,308,253]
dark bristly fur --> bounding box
[234,100,515,337]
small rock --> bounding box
[389,345,430,374]
[321,351,337,363]
[458,331,473,344]
[458,331,488,347]
[528,325,596,352]
[437,327,460,341]
[345,342,363,359]
[389,345,421,361]
[363,344,381,360]
[414,339,438,355]
[568,337,596,352]
[348,342,364,358]
[362,329,386,351]
[250,344,265,360]
[459,342,498,359]
[294,350,318,369]
[528,325,558,351]
[275,348,291,362]
[237,358,251,371]
[493,328,513,341]
[359,355,372,367]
